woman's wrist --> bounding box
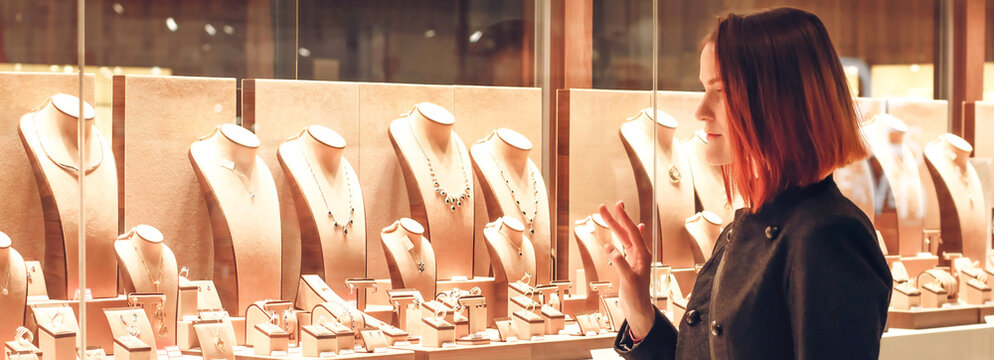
[626,301,657,339]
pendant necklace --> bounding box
[490,151,540,235]
[218,159,256,199]
[208,323,226,352]
[407,239,426,273]
[297,142,356,235]
[407,118,472,211]
[132,241,164,292]
[0,261,10,296]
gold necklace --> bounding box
[31,107,105,175]
[207,322,226,352]
[131,241,164,292]
[296,143,356,235]
[407,118,472,211]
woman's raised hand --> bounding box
[599,201,656,338]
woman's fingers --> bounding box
[613,201,648,253]
[604,243,636,281]
[598,203,633,248]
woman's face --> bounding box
[695,42,733,166]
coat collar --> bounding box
[736,175,839,224]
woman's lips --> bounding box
[706,133,722,140]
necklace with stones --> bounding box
[407,118,472,211]
[132,241,164,292]
[490,151,540,235]
[32,108,106,175]
[495,228,524,257]
[297,142,356,234]
[218,160,256,199]
[408,241,426,273]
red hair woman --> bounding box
[603,8,892,359]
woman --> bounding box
[603,8,892,360]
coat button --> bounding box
[685,309,701,326]
[710,320,723,336]
[765,225,780,239]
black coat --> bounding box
[614,175,892,359]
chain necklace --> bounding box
[218,160,256,199]
[1,260,10,296]
[490,151,540,235]
[494,228,524,257]
[32,108,106,175]
[207,323,226,352]
[131,241,164,292]
[296,143,356,235]
[407,118,472,211]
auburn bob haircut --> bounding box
[711,7,868,211]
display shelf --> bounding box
[880,322,994,359]
[887,304,984,329]
[389,327,615,360]
[181,346,415,360]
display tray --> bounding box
[389,326,615,360]
[887,305,983,329]
[181,346,415,360]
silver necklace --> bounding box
[218,160,256,199]
[1,261,10,296]
[490,152,540,235]
[407,119,472,211]
[407,241,426,273]
[32,108,105,175]
[297,143,356,234]
[494,229,524,257]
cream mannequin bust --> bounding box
[0,232,28,343]
[470,128,551,283]
[381,218,437,298]
[388,103,474,279]
[483,217,537,286]
[619,108,696,268]
[573,214,624,289]
[681,130,740,224]
[863,114,925,257]
[18,93,118,299]
[483,217,537,320]
[114,225,178,344]
[684,212,723,263]
[278,125,366,299]
[190,124,281,315]
[924,134,988,263]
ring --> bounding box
[16,326,33,345]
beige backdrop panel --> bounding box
[656,91,705,142]
[358,83,454,280]
[242,79,361,300]
[0,72,95,264]
[886,99,949,233]
[116,75,236,282]
[451,86,544,280]
[561,89,647,282]
[855,97,886,121]
[976,103,994,219]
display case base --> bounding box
[887,305,980,329]
[389,330,615,360]
[897,255,939,279]
[182,347,414,360]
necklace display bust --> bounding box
[381,218,436,298]
[0,232,27,344]
[115,225,178,345]
[278,125,366,299]
[190,124,281,315]
[863,114,925,257]
[619,108,696,268]
[18,93,118,299]
[923,134,988,264]
[471,128,551,283]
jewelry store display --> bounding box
[490,152,540,235]
[297,142,356,234]
[407,117,472,211]
[130,241,164,292]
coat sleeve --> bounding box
[784,215,893,359]
[613,307,678,360]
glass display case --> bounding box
[0,1,991,359]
